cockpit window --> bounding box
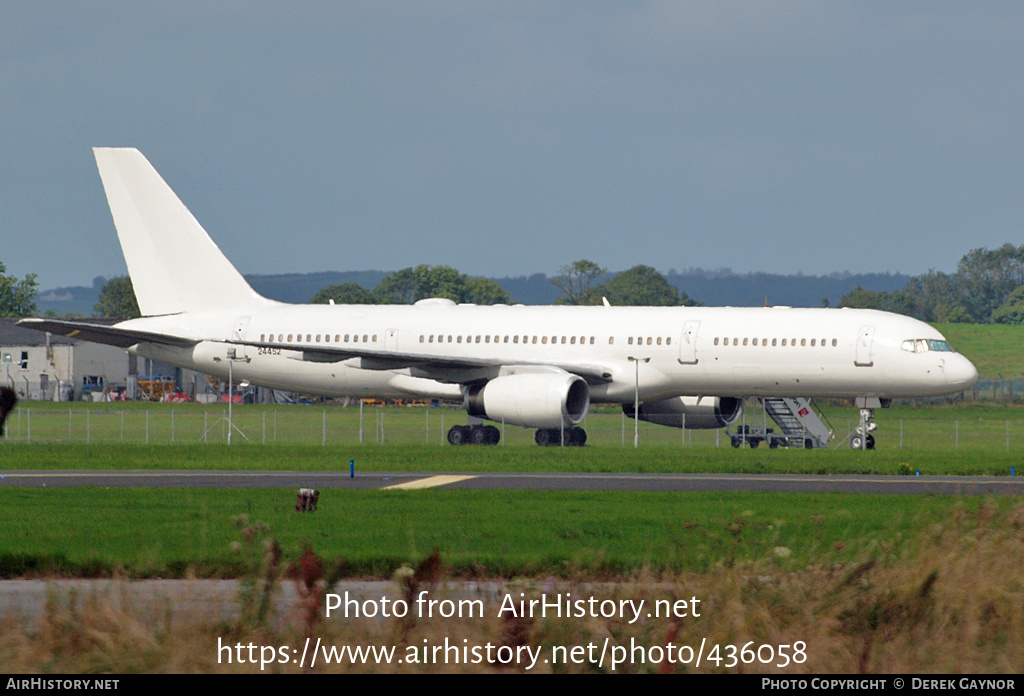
[902,338,955,353]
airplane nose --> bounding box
[947,355,979,390]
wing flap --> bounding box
[231,339,614,383]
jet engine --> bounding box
[466,372,590,429]
[624,396,742,429]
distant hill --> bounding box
[245,271,388,304]
[34,268,912,316]
[664,269,911,308]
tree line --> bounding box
[838,244,1024,324]
[9,243,1024,322]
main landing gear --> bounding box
[850,407,877,450]
[445,424,588,446]
[447,424,500,446]
[535,427,587,447]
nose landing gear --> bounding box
[850,406,877,450]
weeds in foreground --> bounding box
[1,503,1023,673]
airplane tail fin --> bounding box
[93,147,273,316]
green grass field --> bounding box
[1,487,1017,579]
[2,400,1023,579]
[3,401,1024,475]
[934,322,1024,380]
[3,400,1024,673]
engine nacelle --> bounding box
[466,373,590,428]
[624,396,742,429]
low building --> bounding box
[0,319,130,400]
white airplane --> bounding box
[21,148,978,448]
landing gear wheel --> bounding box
[851,433,877,450]
[560,427,586,446]
[731,438,741,448]
[535,428,556,446]
[749,440,759,449]
[769,439,779,449]
[447,425,468,446]
[470,426,488,445]
[484,425,501,445]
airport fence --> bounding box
[5,402,1024,453]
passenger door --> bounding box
[678,320,700,365]
[854,325,875,367]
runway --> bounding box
[2,470,1023,495]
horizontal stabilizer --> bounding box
[18,318,198,349]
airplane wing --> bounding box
[16,318,612,384]
[228,338,615,384]
[17,318,199,349]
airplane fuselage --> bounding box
[125,303,977,406]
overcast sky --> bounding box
[2,2,1022,290]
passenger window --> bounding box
[335,335,340,342]
[542,336,548,344]
[485,336,490,343]
[561,336,567,344]
[420,335,425,343]
[570,336,577,345]
[811,339,816,347]
[590,337,595,344]
[532,336,537,344]
[457,336,462,343]
[743,338,748,346]
[771,338,777,346]
[657,337,662,345]
[714,337,720,346]
[316,334,321,342]
[800,338,806,346]
[609,337,615,345]
[646,337,652,345]
[665,337,670,345]
[628,337,634,345]
[832,339,837,347]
